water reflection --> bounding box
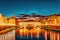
[16,34,45,40]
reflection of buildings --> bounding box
[43,26,60,40]
[0,30,15,40]
[0,25,16,40]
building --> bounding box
[0,14,8,25]
[8,16,16,26]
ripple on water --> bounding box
[16,34,45,40]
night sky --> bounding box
[0,0,60,17]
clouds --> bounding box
[0,0,60,17]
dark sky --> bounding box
[0,0,60,17]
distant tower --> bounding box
[0,13,2,17]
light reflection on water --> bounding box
[16,34,45,40]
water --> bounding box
[16,34,45,40]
